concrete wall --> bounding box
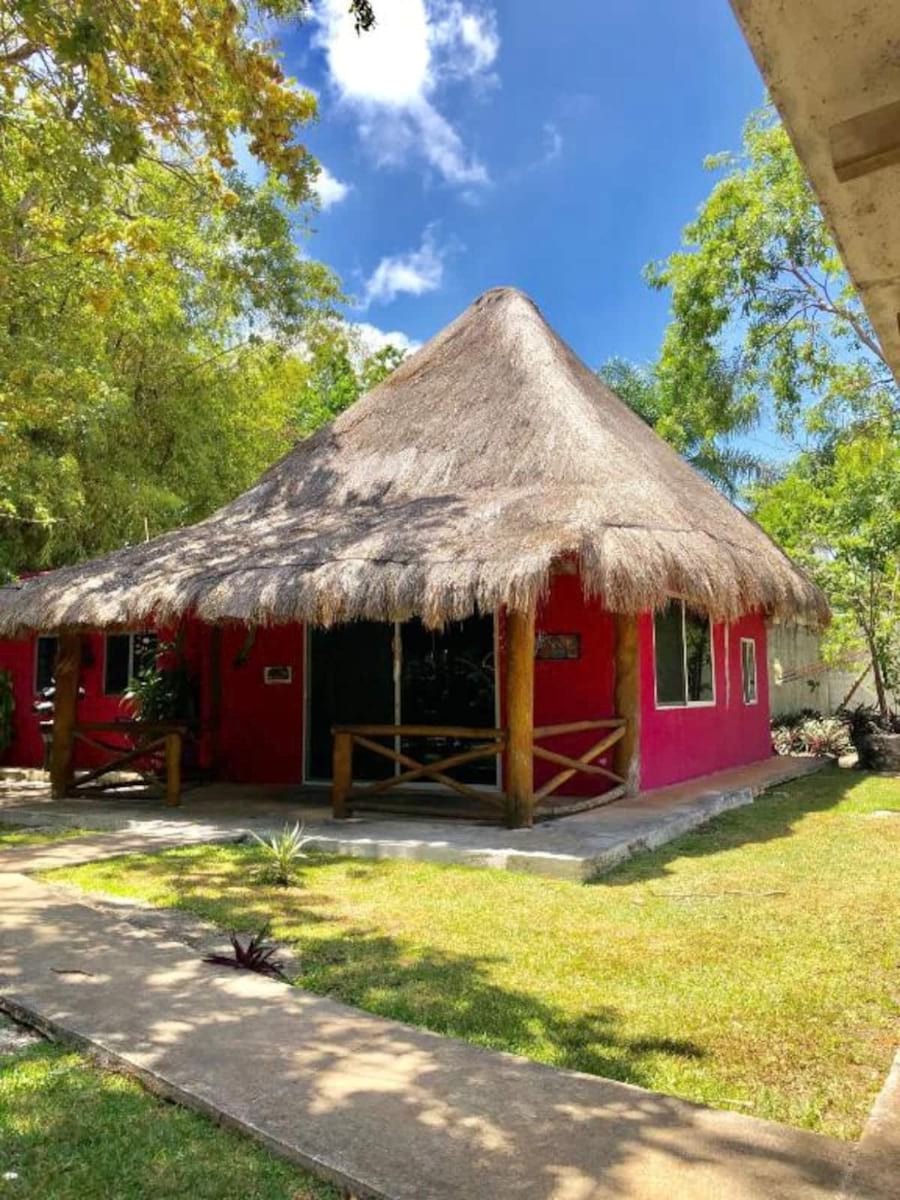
[767,624,884,717]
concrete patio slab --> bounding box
[0,866,851,1200]
[0,756,826,880]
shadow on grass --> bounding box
[593,765,862,888]
[289,917,706,1089]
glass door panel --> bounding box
[400,616,497,784]
[307,621,395,781]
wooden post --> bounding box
[332,730,352,818]
[505,604,536,828]
[49,631,81,799]
[613,613,641,795]
[208,625,223,778]
[164,732,182,807]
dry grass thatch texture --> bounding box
[0,287,828,634]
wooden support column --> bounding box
[164,733,182,807]
[613,613,641,795]
[208,625,223,778]
[505,604,536,828]
[49,631,81,799]
[332,730,352,818]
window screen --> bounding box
[684,609,714,703]
[35,635,58,692]
[654,603,686,706]
[741,638,758,704]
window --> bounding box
[35,635,58,692]
[104,631,158,695]
[653,601,715,707]
[741,638,758,705]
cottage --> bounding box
[0,288,828,825]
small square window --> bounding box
[35,635,58,693]
[741,638,758,705]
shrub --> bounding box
[771,712,850,758]
[204,925,287,980]
[250,821,318,887]
[0,669,14,756]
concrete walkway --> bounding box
[0,836,852,1200]
[0,755,824,880]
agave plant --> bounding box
[204,925,287,980]
[250,820,318,887]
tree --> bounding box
[0,93,344,575]
[0,0,375,202]
[753,434,900,720]
[646,106,898,448]
[292,325,407,433]
[597,357,762,496]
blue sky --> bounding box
[273,2,783,457]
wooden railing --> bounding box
[72,721,186,807]
[331,717,627,821]
[332,724,507,818]
[532,718,627,802]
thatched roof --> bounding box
[0,287,828,634]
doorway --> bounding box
[305,615,497,785]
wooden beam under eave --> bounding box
[613,614,641,795]
[504,605,536,828]
[49,631,82,799]
[830,98,900,183]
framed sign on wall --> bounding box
[535,633,581,661]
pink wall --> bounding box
[637,610,771,791]
[1,591,771,795]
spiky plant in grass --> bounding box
[250,821,318,887]
[204,925,287,980]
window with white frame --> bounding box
[104,632,158,695]
[741,637,758,705]
[653,601,715,707]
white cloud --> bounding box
[363,226,447,305]
[541,121,563,165]
[315,0,498,186]
[312,163,351,208]
[352,322,422,357]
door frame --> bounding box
[302,615,502,790]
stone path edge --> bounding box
[0,990,379,1200]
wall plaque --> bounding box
[535,633,581,660]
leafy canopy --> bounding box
[646,106,898,447]
[0,0,375,202]
[753,435,900,718]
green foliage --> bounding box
[646,106,898,446]
[0,86,349,577]
[770,713,850,758]
[0,0,372,203]
[0,667,14,755]
[753,433,900,718]
[123,644,198,723]
[597,357,763,495]
[250,821,318,887]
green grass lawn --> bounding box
[0,825,90,849]
[0,1023,339,1200]
[46,768,900,1139]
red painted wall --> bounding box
[1,589,771,795]
[215,623,304,784]
[637,610,771,791]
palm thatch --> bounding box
[0,287,828,635]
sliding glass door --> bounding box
[306,615,496,784]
